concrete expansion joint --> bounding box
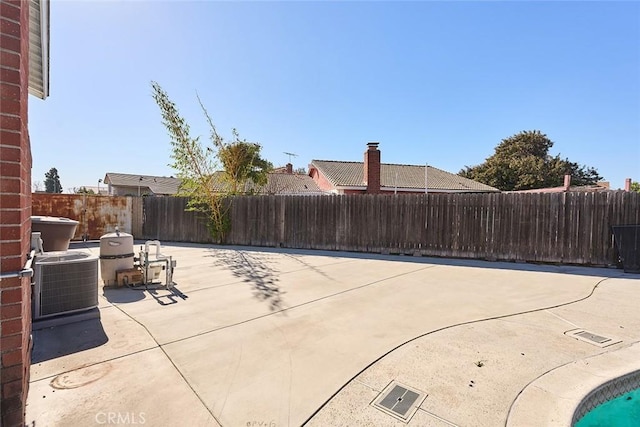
[353,378,379,393]
[29,245,635,427]
[307,275,613,425]
[146,263,440,349]
[108,296,221,425]
[416,408,459,427]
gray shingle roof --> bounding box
[511,184,611,193]
[261,173,324,195]
[310,160,499,192]
[106,171,324,196]
[211,171,324,195]
[104,173,181,195]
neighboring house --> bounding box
[78,185,108,195]
[258,167,325,195]
[211,164,325,195]
[510,176,630,193]
[309,142,499,194]
[0,1,51,426]
[103,173,181,196]
[105,166,324,196]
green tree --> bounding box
[630,181,640,192]
[459,130,602,191]
[74,186,95,194]
[44,167,62,193]
[151,81,272,240]
[197,97,272,194]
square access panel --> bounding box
[565,329,622,348]
[372,381,427,423]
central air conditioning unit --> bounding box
[33,251,99,320]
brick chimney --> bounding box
[364,142,381,194]
[286,163,293,174]
[563,174,571,191]
[624,178,631,192]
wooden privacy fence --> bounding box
[140,191,640,266]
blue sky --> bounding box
[30,1,639,192]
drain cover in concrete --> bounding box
[372,381,426,422]
[565,329,622,348]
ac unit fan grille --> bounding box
[36,259,98,318]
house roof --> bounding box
[211,171,324,195]
[511,184,611,194]
[261,172,324,195]
[310,160,499,192]
[105,171,324,196]
[28,0,50,99]
[104,173,181,195]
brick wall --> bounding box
[308,167,335,192]
[1,1,33,426]
[364,142,381,194]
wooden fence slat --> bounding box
[54,191,634,267]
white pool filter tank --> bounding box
[99,229,134,286]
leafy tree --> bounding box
[44,167,62,193]
[151,81,272,241]
[74,186,95,194]
[459,130,602,191]
[631,181,640,193]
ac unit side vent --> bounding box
[34,255,99,320]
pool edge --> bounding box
[506,341,640,427]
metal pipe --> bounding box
[0,268,33,280]
[425,163,428,195]
[0,250,36,279]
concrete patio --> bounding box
[25,242,640,426]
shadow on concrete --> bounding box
[102,287,146,304]
[147,285,189,306]
[208,249,285,311]
[281,252,336,282]
[197,244,637,280]
[102,284,188,306]
[32,315,108,363]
